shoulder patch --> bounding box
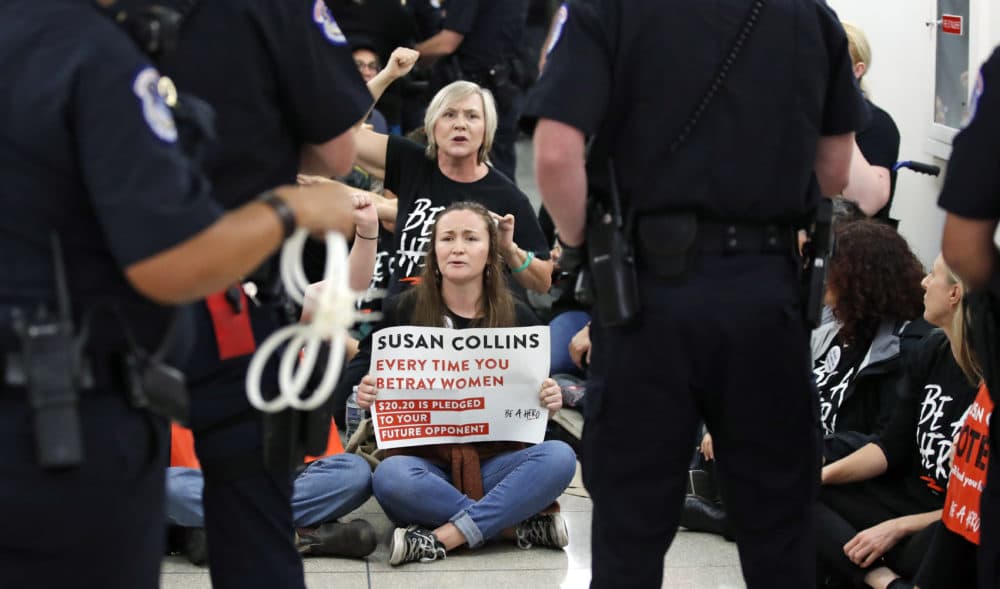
[313,0,347,46]
[132,67,177,143]
[545,4,569,55]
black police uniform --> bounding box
[433,0,530,180]
[523,1,867,587]
[937,46,1000,589]
[0,1,223,587]
[157,2,371,588]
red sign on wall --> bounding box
[942,14,964,36]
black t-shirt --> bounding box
[814,332,869,435]
[0,0,223,349]
[876,330,979,510]
[523,0,869,221]
[161,0,372,208]
[383,135,549,297]
[442,0,530,72]
[939,47,1000,220]
[856,99,901,220]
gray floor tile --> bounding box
[302,557,370,574]
[159,573,215,589]
[370,569,587,589]
[303,573,371,588]
[661,565,746,589]
[664,531,740,568]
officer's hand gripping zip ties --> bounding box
[246,229,380,413]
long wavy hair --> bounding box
[826,219,925,345]
[406,201,516,328]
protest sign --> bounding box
[369,325,550,449]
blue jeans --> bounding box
[167,453,372,528]
[549,310,590,377]
[372,440,576,548]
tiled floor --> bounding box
[160,492,746,589]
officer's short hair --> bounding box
[423,81,498,165]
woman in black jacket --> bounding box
[812,219,928,463]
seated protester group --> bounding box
[683,217,928,536]
[354,52,553,298]
[813,219,929,463]
[331,48,552,428]
[354,202,577,565]
[817,253,981,589]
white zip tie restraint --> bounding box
[246,229,375,413]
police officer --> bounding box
[0,1,362,587]
[153,1,373,588]
[415,0,531,180]
[939,46,1000,589]
[525,1,865,587]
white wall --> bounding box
[827,0,1000,267]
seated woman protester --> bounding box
[813,219,929,463]
[817,254,981,589]
[354,202,577,565]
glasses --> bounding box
[355,60,380,73]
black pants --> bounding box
[981,407,1000,588]
[185,301,305,589]
[582,254,820,588]
[0,392,167,588]
[815,481,935,586]
[912,521,977,589]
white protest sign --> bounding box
[369,325,550,449]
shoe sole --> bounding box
[551,513,569,548]
[388,527,408,566]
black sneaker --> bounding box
[514,513,569,549]
[388,526,447,565]
[183,528,208,566]
[296,519,377,558]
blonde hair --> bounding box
[423,81,498,165]
[842,21,871,93]
[944,263,983,385]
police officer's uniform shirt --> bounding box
[857,99,901,219]
[0,0,223,347]
[939,47,1000,220]
[383,136,549,298]
[442,0,530,72]
[161,0,372,208]
[875,330,978,510]
[523,0,868,221]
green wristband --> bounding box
[511,250,534,274]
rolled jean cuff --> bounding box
[450,509,484,548]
